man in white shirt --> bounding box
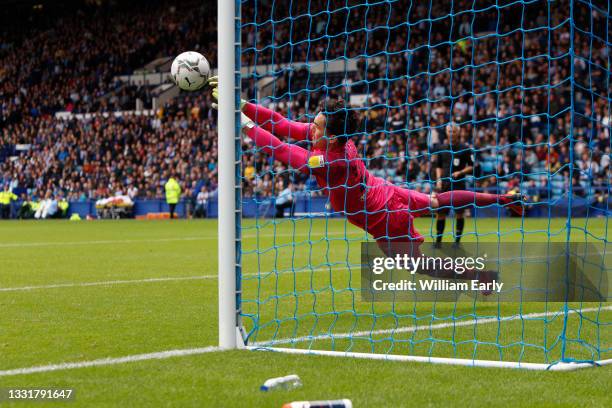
[194,187,209,218]
[275,181,295,218]
[35,191,58,219]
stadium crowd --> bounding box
[242,0,610,204]
[0,94,217,215]
[0,0,214,122]
[0,0,609,218]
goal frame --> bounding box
[217,0,610,371]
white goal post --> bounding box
[217,0,240,350]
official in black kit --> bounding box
[434,122,474,248]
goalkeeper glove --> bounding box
[206,76,252,131]
[206,76,246,110]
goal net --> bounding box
[222,0,611,370]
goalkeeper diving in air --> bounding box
[209,77,525,289]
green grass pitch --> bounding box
[0,218,610,407]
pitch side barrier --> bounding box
[2,194,607,220]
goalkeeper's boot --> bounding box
[502,194,526,216]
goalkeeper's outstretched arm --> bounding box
[242,102,311,142]
[241,117,313,174]
[208,75,310,141]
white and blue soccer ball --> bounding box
[170,51,210,91]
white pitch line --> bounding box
[0,236,205,248]
[252,305,612,347]
[0,346,222,377]
[0,276,210,292]
[1,306,609,377]
[0,231,363,249]
[0,266,358,292]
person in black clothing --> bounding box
[434,122,474,248]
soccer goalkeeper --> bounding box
[209,78,524,285]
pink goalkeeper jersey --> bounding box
[309,139,393,231]
[243,102,394,233]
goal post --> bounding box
[217,0,242,350]
[219,0,611,370]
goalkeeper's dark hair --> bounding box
[318,97,360,143]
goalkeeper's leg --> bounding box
[390,185,525,217]
[433,191,525,216]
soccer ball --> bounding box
[171,51,210,91]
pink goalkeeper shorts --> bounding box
[367,186,432,242]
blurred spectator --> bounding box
[164,173,181,219]
[18,195,37,219]
[35,191,58,219]
[275,181,295,218]
[58,194,70,218]
[194,186,209,218]
[0,185,17,219]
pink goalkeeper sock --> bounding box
[437,191,508,208]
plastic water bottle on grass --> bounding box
[260,374,302,391]
[282,399,353,408]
